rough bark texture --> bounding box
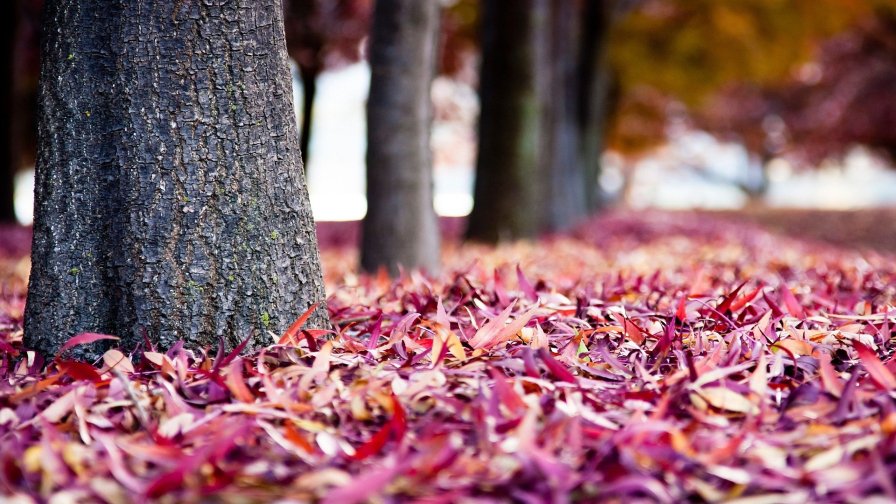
[26,0,328,361]
[361,0,440,275]
[0,1,16,223]
[466,0,547,242]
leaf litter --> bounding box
[2,211,896,502]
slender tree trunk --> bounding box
[298,67,318,167]
[26,0,328,361]
[361,0,440,275]
[577,0,614,212]
[12,0,42,194]
[283,0,324,171]
[466,0,548,242]
[0,1,16,223]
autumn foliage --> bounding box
[3,213,896,501]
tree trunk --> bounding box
[0,0,16,223]
[466,0,548,242]
[298,66,318,167]
[577,0,615,213]
[540,1,588,233]
[467,1,616,242]
[25,0,328,361]
[283,0,324,171]
[361,0,440,275]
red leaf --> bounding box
[215,333,254,371]
[350,395,406,461]
[489,367,527,413]
[715,281,746,316]
[351,422,392,461]
[778,284,805,319]
[284,422,315,454]
[278,302,321,346]
[538,348,577,383]
[762,291,785,318]
[854,342,896,391]
[675,296,688,321]
[57,360,103,383]
[58,332,119,355]
[493,269,510,306]
[145,469,186,498]
[390,395,407,441]
[729,284,763,313]
[612,313,646,345]
[225,359,255,403]
[0,337,19,356]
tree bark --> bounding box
[26,0,328,361]
[466,0,548,242]
[0,0,16,223]
[467,0,615,242]
[283,0,324,170]
[540,1,588,233]
[577,0,614,213]
[361,0,440,275]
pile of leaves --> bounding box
[2,212,896,502]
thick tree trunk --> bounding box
[540,1,588,233]
[0,1,16,223]
[361,0,440,275]
[468,1,615,242]
[466,0,548,242]
[25,0,328,361]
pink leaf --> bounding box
[778,284,805,319]
[469,302,538,350]
[855,341,896,391]
[516,264,537,300]
[58,332,119,355]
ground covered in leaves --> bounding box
[2,212,896,503]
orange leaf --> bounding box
[226,359,255,402]
[278,302,321,346]
[612,313,646,345]
[284,422,315,454]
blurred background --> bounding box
[4,0,896,239]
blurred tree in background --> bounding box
[0,1,15,223]
[700,4,896,168]
[1,0,41,223]
[607,0,895,201]
[466,0,618,243]
[361,0,442,275]
[465,0,546,243]
[283,0,371,169]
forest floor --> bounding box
[706,207,896,254]
[2,208,896,502]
